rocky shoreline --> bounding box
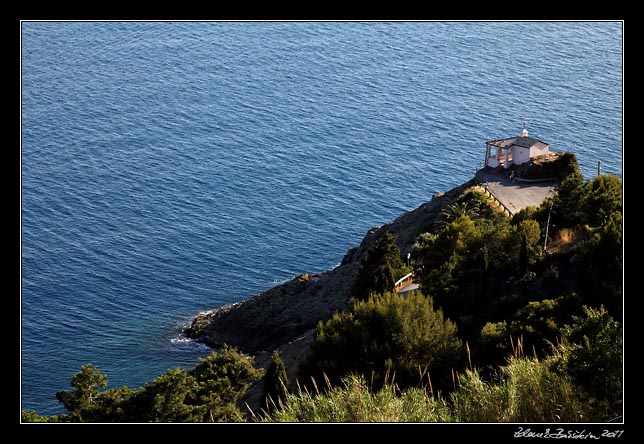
[184,179,474,415]
[184,180,474,382]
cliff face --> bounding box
[185,179,474,359]
[186,265,360,353]
[185,179,474,415]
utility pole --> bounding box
[543,191,555,253]
[598,160,602,177]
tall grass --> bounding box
[451,356,587,422]
[261,343,589,423]
[260,374,453,422]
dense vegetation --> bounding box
[299,291,464,392]
[265,304,620,423]
[512,151,579,180]
[22,346,262,422]
[23,153,622,423]
[351,232,412,300]
[294,153,622,421]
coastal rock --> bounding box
[185,179,474,417]
[184,179,474,357]
[185,263,359,353]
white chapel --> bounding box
[484,125,550,169]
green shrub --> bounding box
[21,410,62,422]
[187,345,264,422]
[573,211,622,316]
[507,299,562,356]
[582,174,622,228]
[262,350,289,413]
[300,291,464,393]
[555,306,622,406]
[475,321,510,366]
[511,206,537,226]
[515,151,580,181]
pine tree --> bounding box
[262,350,289,413]
[352,232,404,300]
[55,363,108,420]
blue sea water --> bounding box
[21,21,622,416]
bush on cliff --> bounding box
[552,305,623,410]
[265,306,621,423]
[262,350,289,413]
[299,291,464,393]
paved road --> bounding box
[476,168,557,215]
